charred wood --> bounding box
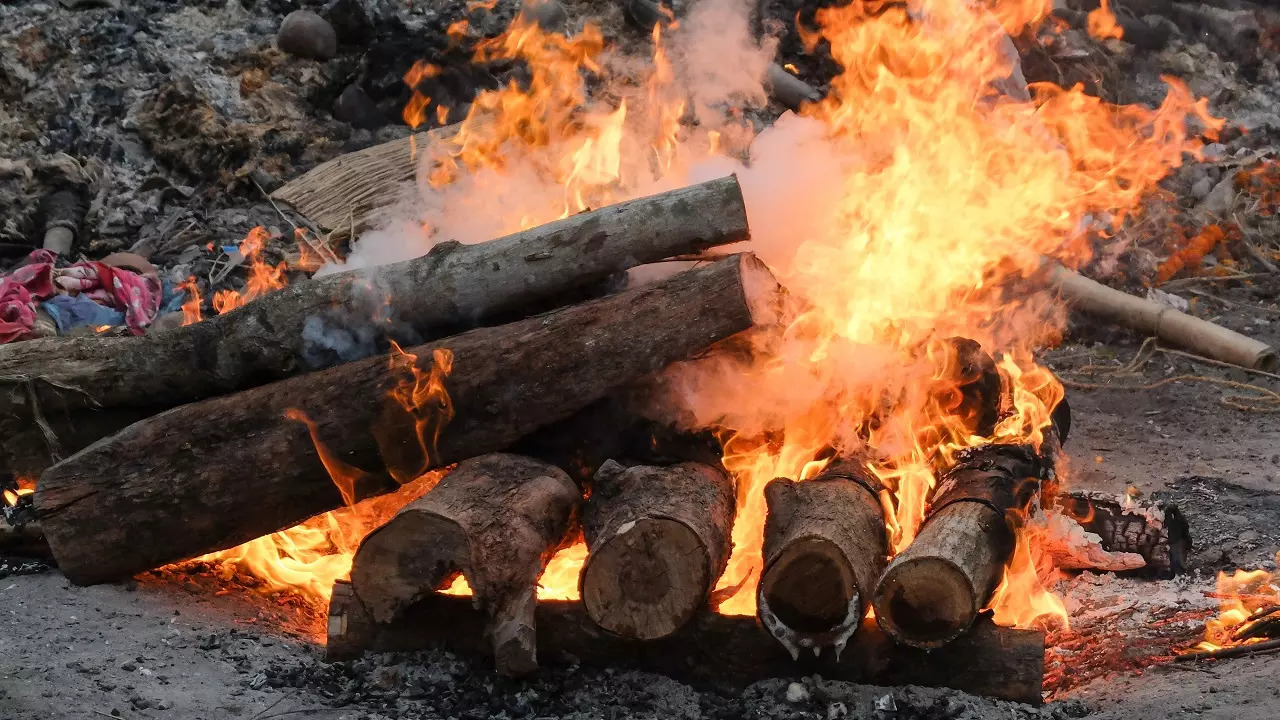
[0,176,751,478]
[757,459,889,658]
[349,454,578,676]
[327,581,1045,704]
[35,254,782,585]
[580,460,735,640]
[873,444,1048,649]
[1051,490,1190,578]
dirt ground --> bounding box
[5,304,1280,720]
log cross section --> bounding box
[580,460,736,640]
[349,453,579,677]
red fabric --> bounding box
[0,250,161,342]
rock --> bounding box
[323,0,376,46]
[1239,530,1260,544]
[277,10,338,61]
[333,85,385,130]
[785,682,809,703]
[520,0,569,32]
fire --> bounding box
[1195,555,1280,653]
[1086,0,1123,41]
[178,276,203,326]
[212,226,288,315]
[200,0,1217,639]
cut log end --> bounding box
[757,537,860,653]
[581,517,710,640]
[349,512,468,625]
[738,253,783,328]
[872,501,1008,649]
[873,556,978,649]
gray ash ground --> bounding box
[7,0,1280,717]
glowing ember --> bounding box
[1195,554,1280,653]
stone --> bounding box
[277,10,338,61]
[333,85,385,130]
[785,682,809,703]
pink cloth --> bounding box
[0,250,161,342]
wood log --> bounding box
[1051,490,1190,578]
[873,444,1046,649]
[326,580,1046,705]
[757,459,889,658]
[0,176,751,478]
[1048,260,1278,371]
[349,453,578,676]
[35,254,782,585]
[580,460,735,640]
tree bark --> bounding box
[872,444,1046,649]
[1,175,751,478]
[580,460,736,640]
[349,453,579,676]
[757,459,889,658]
[326,580,1046,705]
[36,254,782,585]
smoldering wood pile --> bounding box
[1,174,1195,705]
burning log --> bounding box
[1,176,751,478]
[36,254,782,585]
[757,459,889,658]
[1051,490,1190,578]
[872,444,1046,649]
[327,582,1046,704]
[349,454,578,676]
[580,460,735,640]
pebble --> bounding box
[1239,530,1260,543]
[333,85,384,130]
[277,10,338,61]
[785,682,809,703]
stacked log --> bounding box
[872,444,1047,649]
[2,176,751,478]
[348,453,578,676]
[35,253,782,584]
[757,458,889,658]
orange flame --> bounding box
[1086,0,1123,41]
[1195,555,1280,653]
[212,227,288,315]
[178,276,203,326]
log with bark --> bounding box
[757,458,889,658]
[1048,260,1278,371]
[1,176,751,479]
[35,253,782,585]
[326,580,1046,704]
[349,453,578,676]
[580,460,735,640]
[872,444,1048,649]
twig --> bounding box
[1186,289,1280,316]
[1176,636,1280,662]
[1160,272,1267,291]
[256,179,339,266]
[90,711,124,719]
[1154,346,1280,384]
[26,379,62,460]
[250,693,290,720]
